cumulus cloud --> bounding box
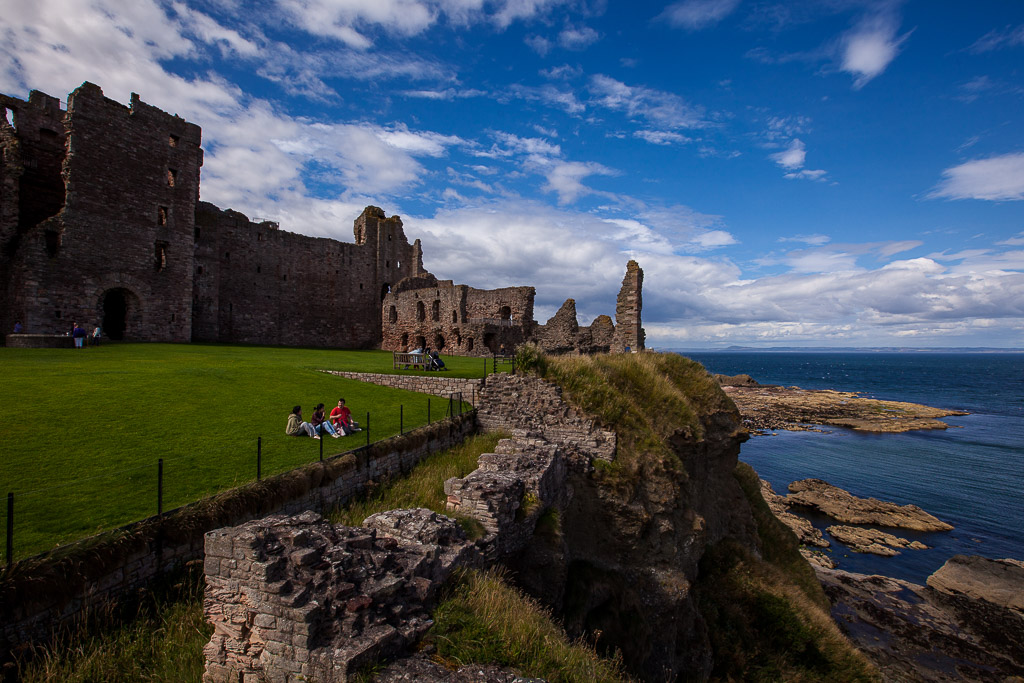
[659,0,741,31]
[558,25,600,50]
[840,8,910,89]
[929,153,1024,201]
[769,138,827,181]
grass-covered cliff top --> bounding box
[523,348,738,478]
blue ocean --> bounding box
[684,352,1024,585]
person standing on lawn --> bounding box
[72,322,87,348]
[286,405,319,439]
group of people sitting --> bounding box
[406,346,447,371]
[285,398,361,440]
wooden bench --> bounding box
[393,352,428,370]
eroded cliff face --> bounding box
[486,356,760,681]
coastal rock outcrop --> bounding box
[759,479,829,548]
[723,383,968,433]
[825,525,928,556]
[787,478,954,531]
[818,556,1024,681]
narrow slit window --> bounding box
[169,134,179,147]
[158,206,167,226]
[167,168,177,187]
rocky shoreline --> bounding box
[757,475,1024,681]
[716,373,968,433]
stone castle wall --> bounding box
[1,82,644,353]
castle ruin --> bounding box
[1,83,643,354]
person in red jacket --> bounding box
[330,398,360,433]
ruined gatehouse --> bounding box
[1,83,643,354]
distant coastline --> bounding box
[667,346,1024,354]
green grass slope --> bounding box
[0,344,482,559]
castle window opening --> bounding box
[431,300,440,321]
[54,310,61,319]
[256,265,261,273]
[197,266,203,275]
[498,305,511,321]
[102,288,131,341]
[169,134,179,147]
[396,260,400,268]
[257,233,263,241]
[194,226,200,241]
[224,251,230,260]
[416,301,425,322]
[158,206,167,226]
[467,337,474,352]
[3,108,13,126]
[44,230,60,257]
[167,168,177,187]
[415,335,426,349]
[388,305,397,323]
[386,260,389,268]
[401,333,409,348]
[380,283,390,301]
[154,241,167,271]
[171,313,176,322]
[484,333,496,352]
[283,274,287,281]
[39,127,58,140]
[454,331,461,346]
[451,310,457,323]
[434,333,445,350]
[359,283,363,290]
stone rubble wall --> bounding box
[0,413,475,660]
[325,370,484,405]
[203,373,616,681]
[203,509,481,683]
[476,372,616,466]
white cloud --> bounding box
[779,234,831,246]
[634,129,691,145]
[525,34,552,55]
[930,153,1024,201]
[659,0,741,31]
[998,233,1024,247]
[540,160,616,204]
[784,168,827,181]
[558,25,599,50]
[840,9,909,89]
[589,74,708,129]
[771,138,806,170]
[968,24,1024,53]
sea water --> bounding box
[683,352,1024,585]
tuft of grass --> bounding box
[15,566,211,683]
[513,342,548,375]
[428,567,632,683]
[327,432,505,536]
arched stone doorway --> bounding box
[101,288,140,340]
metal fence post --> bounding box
[319,430,324,462]
[400,405,404,435]
[427,398,431,424]
[366,412,370,446]
[483,358,487,379]
[157,458,164,517]
[6,492,12,568]
[257,436,262,480]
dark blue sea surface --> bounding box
[684,352,1024,585]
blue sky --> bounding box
[2,0,1023,348]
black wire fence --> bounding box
[3,393,471,567]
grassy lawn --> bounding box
[0,343,487,560]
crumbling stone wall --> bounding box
[381,274,535,356]
[613,259,644,353]
[324,370,483,405]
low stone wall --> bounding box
[0,413,476,659]
[476,373,616,466]
[5,334,75,348]
[325,370,485,405]
[202,373,618,681]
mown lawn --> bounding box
[0,343,486,560]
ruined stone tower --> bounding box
[613,259,645,352]
[1,83,202,340]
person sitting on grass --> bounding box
[311,402,341,438]
[286,405,319,439]
[330,398,361,433]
